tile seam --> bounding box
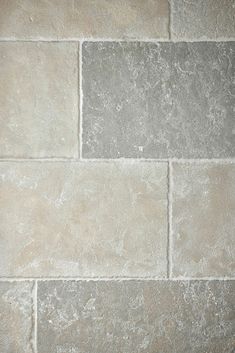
[0,158,234,163]
[34,280,38,353]
[168,0,172,41]
[0,277,234,281]
[0,38,234,43]
[79,40,83,159]
[168,161,173,278]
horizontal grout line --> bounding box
[0,158,234,163]
[0,38,234,43]
[0,277,234,282]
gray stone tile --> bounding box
[0,42,78,158]
[0,161,167,277]
[0,281,34,353]
[38,280,235,353]
[0,0,169,40]
[171,0,235,40]
[82,41,235,159]
[172,163,235,277]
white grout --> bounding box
[167,161,173,278]
[0,277,234,282]
[34,280,38,353]
[79,40,83,159]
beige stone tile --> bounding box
[172,163,235,277]
[38,280,235,353]
[0,0,169,40]
[0,161,167,277]
[0,281,34,353]
[0,42,78,158]
[171,0,235,40]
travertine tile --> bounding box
[172,163,235,277]
[0,281,34,353]
[82,42,235,159]
[0,161,167,277]
[38,280,235,353]
[171,0,235,40]
[0,42,78,158]
[0,0,169,40]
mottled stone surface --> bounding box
[0,0,169,39]
[0,161,167,277]
[0,281,34,353]
[0,42,78,158]
[82,42,235,159]
[38,280,235,353]
[171,0,235,40]
[172,163,235,277]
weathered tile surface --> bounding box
[172,163,235,277]
[171,0,235,40]
[0,161,167,277]
[0,281,34,353]
[82,42,235,159]
[0,42,78,158]
[0,0,169,40]
[38,280,235,353]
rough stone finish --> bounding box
[171,0,235,40]
[0,161,167,277]
[38,280,235,353]
[0,281,34,353]
[0,0,169,40]
[172,163,235,277]
[82,42,235,159]
[0,42,78,158]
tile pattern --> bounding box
[171,0,235,40]
[82,41,235,159]
[0,281,34,353]
[171,163,235,278]
[0,161,168,277]
[0,0,169,40]
[0,42,78,158]
[38,280,235,353]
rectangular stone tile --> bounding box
[171,0,235,40]
[82,42,235,159]
[0,42,78,158]
[0,0,169,40]
[172,163,235,277]
[0,281,34,353]
[0,161,167,277]
[38,280,235,353]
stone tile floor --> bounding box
[0,1,234,352]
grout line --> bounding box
[0,277,234,281]
[79,41,83,159]
[34,280,38,353]
[168,161,173,278]
[0,38,234,43]
[0,158,234,163]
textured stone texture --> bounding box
[82,42,235,159]
[0,161,167,277]
[0,42,78,158]
[0,0,169,40]
[171,0,235,40]
[0,281,34,353]
[38,280,235,353]
[172,163,235,277]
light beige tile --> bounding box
[38,280,235,353]
[0,281,34,353]
[0,42,78,158]
[172,163,235,277]
[0,0,169,40]
[0,161,168,277]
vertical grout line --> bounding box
[34,280,38,353]
[79,40,83,159]
[167,160,173,278]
